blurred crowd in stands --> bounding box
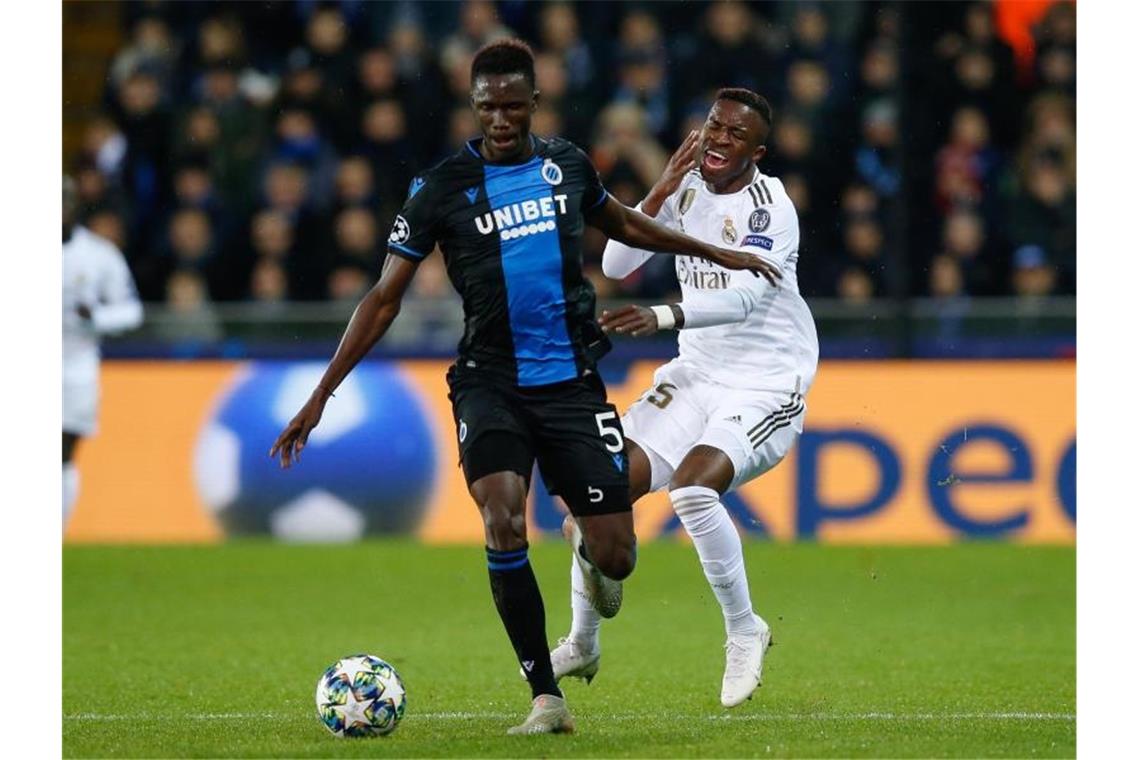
[68,0,1076,316]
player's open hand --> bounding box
[269,390,329,468]
[650,130,700,199]
[599,304,660,338]
[703,247,782,285]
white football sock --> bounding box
[63,463,79,524]
[670,485,760,637]
[568,554,601,650]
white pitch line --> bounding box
[65,711,1075,722]
[417,712,1076,722]
[66,712,278,721]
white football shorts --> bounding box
[63,378,99,436]
[621,359,806,493]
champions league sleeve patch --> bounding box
[741,234,774,250]
[749,208,771,232]
[389,215,411,244]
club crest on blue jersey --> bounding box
[749,208,771,232]
[541,159,563,186]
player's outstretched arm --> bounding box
[601,131,700,280]
[270,255,419,468]
[588,196,781,285]
[601,231,655,280]
[599,279,762,338]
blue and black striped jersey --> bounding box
[387,135,612,388]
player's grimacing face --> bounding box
[470,73,537,161]
[699,100,768,186]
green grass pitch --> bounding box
[63,541,1074,758]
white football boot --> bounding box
[720,615,772,708]
[506,694,575,735]
[549,636,601,683]
[517,637,601,683]
[562,515,623,618]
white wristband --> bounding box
[650,304,677,330]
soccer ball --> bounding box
[315,654,407,737]
[194,362,437,541]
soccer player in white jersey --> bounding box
[555,89,819,707]
[62,176,143,526]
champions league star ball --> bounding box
[194,362,436,541]
[316,654,406,737]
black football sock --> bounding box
[486,546,562,699]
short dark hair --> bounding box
[471,38,536,90]
[715,87,773,130]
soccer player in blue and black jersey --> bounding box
[271,39,780,735]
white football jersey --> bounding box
[647,167,819,393]
[62,226,143,386]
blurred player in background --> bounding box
[62,176,143,527]
[270,41,779,735]
[553,89,818,707]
